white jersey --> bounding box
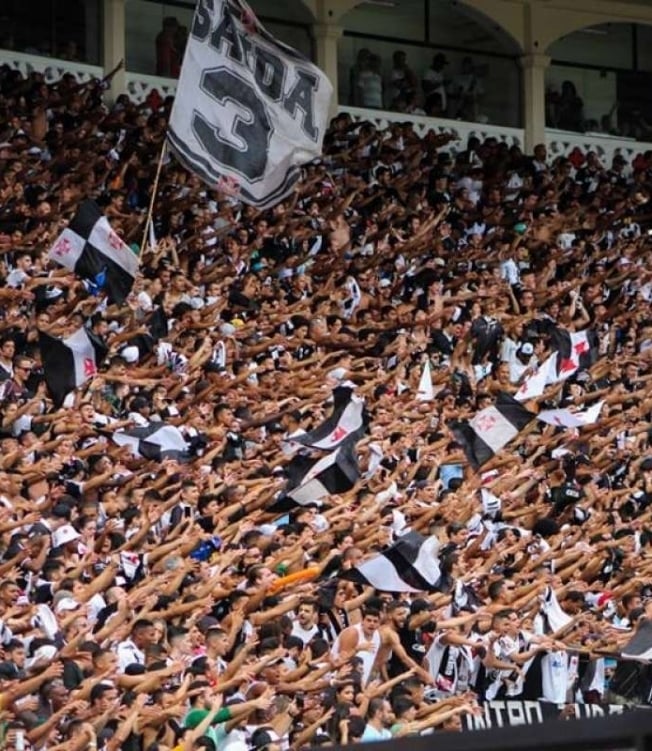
[291,621,319,645]
[425,633,474,695]
[541,650,569,703]
[331,623,380,686]
[486,631,533,700]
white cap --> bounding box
[520,342,534,355]
[25,645,58,670]
[52,524,80,547]
[54,597,80,614]
[219,323,236,336]
[120,346,140,363]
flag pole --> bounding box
[140,139,167,256]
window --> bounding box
[125,0,313,76]
[1,0,101,64]
[339,36,521,126]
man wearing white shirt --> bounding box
[291,599,320,645]
[116,619,156,673]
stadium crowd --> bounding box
[1,60,652,751]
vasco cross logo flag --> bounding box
[168,0,333,209]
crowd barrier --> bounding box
[339,708,652,751]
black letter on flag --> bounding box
[255,48,285,102]
[191,0,214,41]
[284,69,318,141]
[210,7,248,64]
[194,68,272,180]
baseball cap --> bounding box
[120,346,140,363]
[54,597,80,614]
[52,524,80,547]
[251,728,277,750]
[196,616,220,633]
[25,644,57,670]
[520,342,534,356]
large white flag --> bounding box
[168,0,333,209]
[537,400,604,428]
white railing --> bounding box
[339,105,652,166]
[340,105,524,154]
[546,128,645,169]
[0,49,102,85]
[2,49,651,164]
[126,72,177,103]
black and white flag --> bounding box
[538,586,572,633]
[113,423,190,461]
[39,327,108,406]
[168,0,333,209]
[48,200,138,304]
[292,385,368,451]
[450,392,535,469]
[342,531,443,593]
[281,438,360,507]
[122,306,170,361]
[622,618,652,661]
[548,327,599,382]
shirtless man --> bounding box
[375,600,434,685]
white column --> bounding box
[103,0,126,103]
[312,22,343,118]
[520,53,550,155]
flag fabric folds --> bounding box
[450,579,483,614]
[283,438,360,506]
[341,531,442,593]
[539,586,573,633]
[168,0,333,209]
[39,327,108,406]
[112,423,190,461]
[515,354,556,402]
[537,400,605,429]
[450,392,535,469]
[48,200,138,304]
[293,385,367,451]
[548,327,598,382]
[622,619,652,661]
[123,306,170,361]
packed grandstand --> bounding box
[1,45,652,751]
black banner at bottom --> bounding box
[464,701,632,731]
